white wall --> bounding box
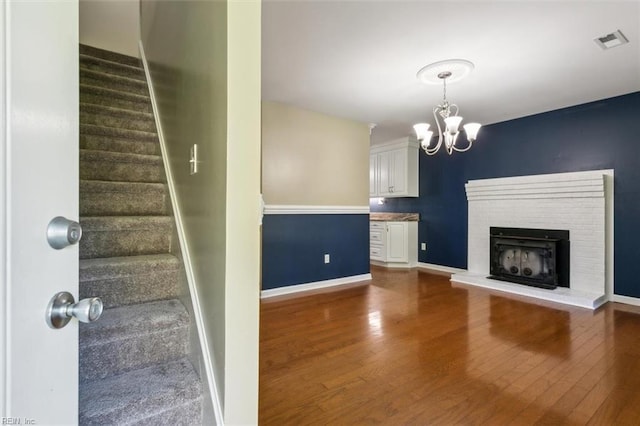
[140,1,261,424]
[80,0,140,57]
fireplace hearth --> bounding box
[489,227,569,290]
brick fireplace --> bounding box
[451,170,613,309]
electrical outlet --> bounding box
[324,254,330,264]
[421,243,427,251]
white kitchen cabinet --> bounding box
[370,221,418,267]
[370,137,419,198]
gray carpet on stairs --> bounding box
[78,44,202,425]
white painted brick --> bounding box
[466,170,610,296]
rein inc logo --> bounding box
[1,418,35,425]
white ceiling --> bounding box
[262,1,640,144]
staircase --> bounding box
[78,44,203,425]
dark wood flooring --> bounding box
[259,266,640,425]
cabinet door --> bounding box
[389,149,407,195]
[378,151,392,196]
[369,154,378,196]
[386,222,408,262]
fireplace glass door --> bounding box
[491,238,558,289]
[489,227,570,290]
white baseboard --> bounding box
[611,294,640,307]
[139,41,223,426]
[261,273,372,299]
[417,262,467,275]
[370,260,415,269]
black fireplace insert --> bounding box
[489,227,569,290]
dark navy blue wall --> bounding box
[371,92,640,297]
[262,214,370,290]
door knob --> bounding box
[46,291,103,329]
[47,216,82,249]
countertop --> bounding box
[370,212,419,222]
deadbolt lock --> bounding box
[47,216,82,249]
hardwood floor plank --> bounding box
[259,267,640,424]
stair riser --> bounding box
[80,191,168,216]
[80,134,159,156]
[80,58,145,81]
[80,161,164,183]
[81,112,156,133]
[81,75,148,97]
[80,325,188,380]
[81,269,179,308]
[80,229,171,259]
[81,92,152,113]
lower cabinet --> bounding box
[370,221,417,267]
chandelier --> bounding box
[413,59,481,156]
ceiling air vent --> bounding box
[594,30,629,50]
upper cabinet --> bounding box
[370,137,419,198]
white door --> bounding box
[2,1,79,424]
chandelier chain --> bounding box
[442,77,447,103]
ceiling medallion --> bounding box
[413,59,481,156]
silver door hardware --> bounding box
[47,216,82,249]
[46,292,103,329]
[189,144,199,175]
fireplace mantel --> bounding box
[451,170,613,309]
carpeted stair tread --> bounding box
[81,103,156,133]
[80,84,152,113]
[80,180,168,216]
[81,123,158,143]
[80,134,159,156]
[80,254,180,280]
[80,255,180,308]
[80,54,145,81]
[80,179,166,193]
[80,300,189,380]
[80,215,172,230]
[79,357,202,425]
[80,149,164,183]
[81,68,149,96]
[80,44,141,68]
[80,299,188,344]
[80,149,160,164]
[81,102,155,124]
[80,216,173,259]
